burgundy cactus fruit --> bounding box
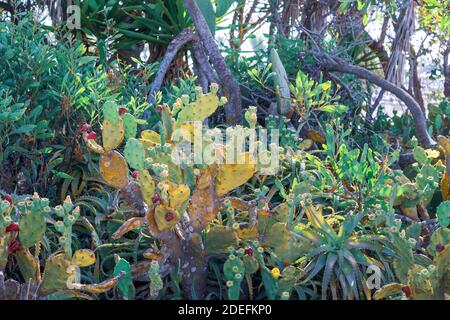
[401,285,411,298]
[131,171,139,179]
[119,107,127,116]
[165,211,175,222]
[151,194,162,205]
[81,123,90,132]
[436,243,445,253]
[87,131,97,140]
[3,194,13,205]
[8,240,21,254]
[5,222,19,233]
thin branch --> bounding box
[147,28,197,105]
[309,51,436,147]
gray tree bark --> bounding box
[183,0,243,125]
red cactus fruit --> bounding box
[156,105,163,112]
[5,222,19,233]
[436,243,445,253]
[131,171,139,179]
[165,211,175,222]
[245,247,253,256]
[119,107,127,116]
[8,240,21,254]
[87,131,97,140]
[401,285,411,298]
[3,194,13,205]
[81,123,90,132]
[151,194,162,205]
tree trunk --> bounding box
[444,42,450,99]
[184,0,243,125]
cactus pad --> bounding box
[72,249,96,267]
[138,170,156,205]
[122,113,137,139]
[124,138,145,171]
[102,101,120,126]
[205,226,237,254]
[102,118,125,151]
[216,153,256,196]
[99,151,129,189]
[19,210,46,248]
[154,205,181,231]
[40,254,76,295]
[176,88,220,125]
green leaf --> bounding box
[317,104,347,114]
[195,0,216,35]
[436,201,450,228]
[216,0,235,17]
[113,257,135,300]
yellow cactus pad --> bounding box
[138,170,156,205]
[141,130,161,147]
[102,118,125,151]
[154,205,181,231]
[40,254,76,295]
[189,167,220,231]
[237,226,259,240]
[72,249,96,267]
[16,248,40,282]
[83,133,104,154]
[215,153,256,196]
[99,151,129,189]
[176,91,220,125]
[438,135,450,154]
[169,183,190,212]
[373,283,403,300]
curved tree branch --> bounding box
[310,51,436,148]
[147,28,197,105]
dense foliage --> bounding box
[0,0,449,300]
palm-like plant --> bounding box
[296,205,394,300]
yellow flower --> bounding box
[271,267,281,279]
[425,149,440,159]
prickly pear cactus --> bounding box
[124,138,145,171]
[102,101,120,126]
[176,84,221,125]
[100,151,129,189]
[224,253,245,300]
[149,260,163,298]
[215,152,256,197]
[102,117,125,152]
[122,112,138,139]
[40,253,76,295]
[18,195,48,248]
[137,170,156,205]
[205,225,237,254]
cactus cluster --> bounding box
[375,229,450,300]
[0,194,122,300]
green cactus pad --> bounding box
[205,226,238,254]
[103,101,120,126]
[124,138,145,170]
[19,210,46,248]
[122,113,138,139]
